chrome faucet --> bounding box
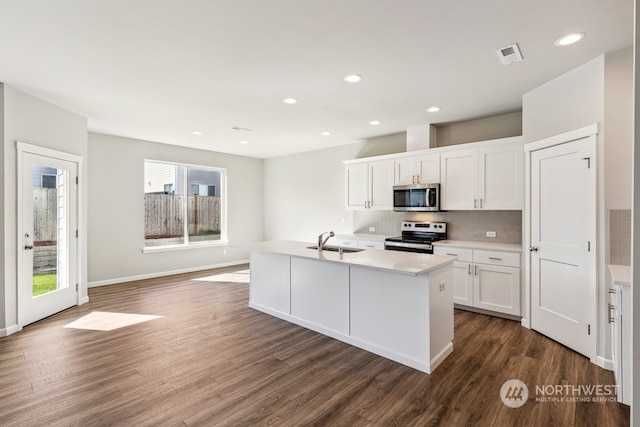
[317,231,335,252]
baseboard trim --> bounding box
[597,355,614,371]
[79,296,90,305]
[88,259,249,288]
[0,324,19,337]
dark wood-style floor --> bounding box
[0,265,630,426]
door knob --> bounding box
[24,245,34,250]
[529,246,538,252]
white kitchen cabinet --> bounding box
[345,159,394,210]
[440,139,523,210]
[434,245,521,316]
[357,239,385,249]
[394,153,440,185]
[608,265,631,406]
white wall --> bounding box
[87,133,263,285]
[523,48,634,367]
[1,84,88,334]
[605,48,633,210]
[263,135,405,242]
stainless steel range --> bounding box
[384,221,447,254]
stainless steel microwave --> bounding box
[393,183,440,212]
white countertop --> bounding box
[608,264,631,287]
[245,240,456,276]
[433,240,522,253]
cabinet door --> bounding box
[479,143,523,210]
[345,163,368,210]
[440,149,478,210]
[473,264,520,315]
[394,157,415,185]
[452,261,473,306]
[369,160,394,210]
[415,154,440,184]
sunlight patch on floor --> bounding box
[194,269,250,283]
[63,311,163,331]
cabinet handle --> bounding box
[446,253,458,256]
[366,244,375,248]
[488,257,502,261]
[416,174,420,183]
[608,288,617,294]
[474,199,477,208]
[480,199,484,208]
[608,303,616,323]
[468,264,471,275]
[474,265,478,275]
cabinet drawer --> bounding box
[334,239,357,247]
[357,240,384,249]
[433,246,473,263]
[474,250,520,268]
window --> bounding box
[144,160,226,249]
[41,174,57,189]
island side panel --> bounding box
[249,251,291,315]
[427,265,454,369]
[349,267,430,366]
[290,257,350,335]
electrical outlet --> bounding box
[369,226,376,232]
[486,231,497,238]
[439,282,446,292]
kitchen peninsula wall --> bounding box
[354,210,522,244]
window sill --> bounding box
[142,240,229,254]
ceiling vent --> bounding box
[496,43,523,65]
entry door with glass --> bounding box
[19,148,79,327]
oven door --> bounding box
[393,184,439,212]
[384,240,433,254]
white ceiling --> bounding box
[0,1,633,159]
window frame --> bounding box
[142,159,228,253]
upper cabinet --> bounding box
[344,136,523,212]
[440,138,523,210]
[345,159,394,210]
[394,153,440,185]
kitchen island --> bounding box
[246,240,456,374]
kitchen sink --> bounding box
[306,245,364,253]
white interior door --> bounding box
[19,149,79,327]
[529,135,596,358]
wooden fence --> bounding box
[144,194,221,238]
[33,190,222,241]
[33,188,57,242]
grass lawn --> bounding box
[33,273,57,296]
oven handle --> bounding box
[384,241,432,251]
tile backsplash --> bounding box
[609,209,631,266]
[353,210,522,244]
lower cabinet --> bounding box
[610,281,631,405]
[434,246,521,316]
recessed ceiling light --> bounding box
[427,106,440,113]
[192,131,203,136]
[344,74,363,83]
[369,120,381,126]
[238,140,249,144]
[321,131,331,136]
[555,32,585,46]
[283,98,298,104]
